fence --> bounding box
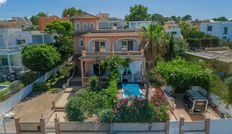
[0,63,66,114]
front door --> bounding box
[95,41,100,52]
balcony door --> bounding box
[95,41,106,52]
[122,40,133,51]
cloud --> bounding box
[0,0,7,6]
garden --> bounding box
[65,55,170,123]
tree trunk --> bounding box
[145,62,151,103]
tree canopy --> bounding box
[212,16,228,22]
[22,44,61,72]
[30,12,47,25]
[125,4,150,21]
[45,20,74,59]
[156,58,212,92]
[62,7,85,17]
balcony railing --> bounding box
[82,50,144,57]
[0,65,26,73]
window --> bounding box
[94,41,106,52]
[90,23,94,29]
[223,27,228,34]
[100,42,106,52]
[16,39,26,45]
[171,31,177,35]
[122,41,127,51]
[207,26,212,32]
[121,40,134,51]
[76,23,80,29]
[80,40,84,47]
[2,58,8,66]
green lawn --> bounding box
[0,81,13,85]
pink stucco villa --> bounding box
[71,13,145,86]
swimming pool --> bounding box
[0,85,8,91]
[122,83,143,98]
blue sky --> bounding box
[0,0,231,20]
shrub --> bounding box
[156,58,212,91]
[210,75,232,104]
[98,109,115,123]
[0,88,10,102]
[111,93,169,123]
[20,71,38,85]
[225,76,232,89]
[89,76,102,92]
[8,81,25,93]
[65,97,84,121]
[33,83,49,92]
[22,44,61,72]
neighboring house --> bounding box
[186,48,232,76]
[200,21,232,41]
[0,28,53,80]
[97,13,125,30]
[0,17,33,30]
[0,28,31,77]
[164,21,178,30]
[166,27,182,38]
[128,21,153,30]
[38,16,69,31]
[71,13,145,86]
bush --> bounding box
[156,58,212,91]
[8,81,25,93]
[111,96,169,123]
[33,83,49,92]
[225,76,232,89]
[20,71,38,85]
[89,76,102,92]
[22,44,61,72]
[98,109,115,123]
[210,75,232,104]
[65,97,84,121]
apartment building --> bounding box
[71,13,145,86]
[200,21,232,41]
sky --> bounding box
[0,0,231,20]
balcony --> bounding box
[81,50,144,58]
[0,65,27,73]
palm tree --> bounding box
[140,24,169,102]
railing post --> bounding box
[165,120,169,134]
[205,119,210,134]
[52,101,55,110]
[179,118,185,134]
[15,118,21,134]
[54,115,60,134]
[40,114,46,134]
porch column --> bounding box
[7,54,12,72]
[81,61,84,87]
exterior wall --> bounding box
[164,21,178,30]
[38,16,69,31]
[98,20,125,29]
[81,36,142,51]
[129,21,152,29]
[166,27,182,38]
[200,22,232,41]
[0,28,32,49]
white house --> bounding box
[0,28,53,80]
[200,21,232,41]
[166,27,182,38]
[128,21,153,30]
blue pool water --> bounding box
[122,84,143,98]
[0,85,8,91]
